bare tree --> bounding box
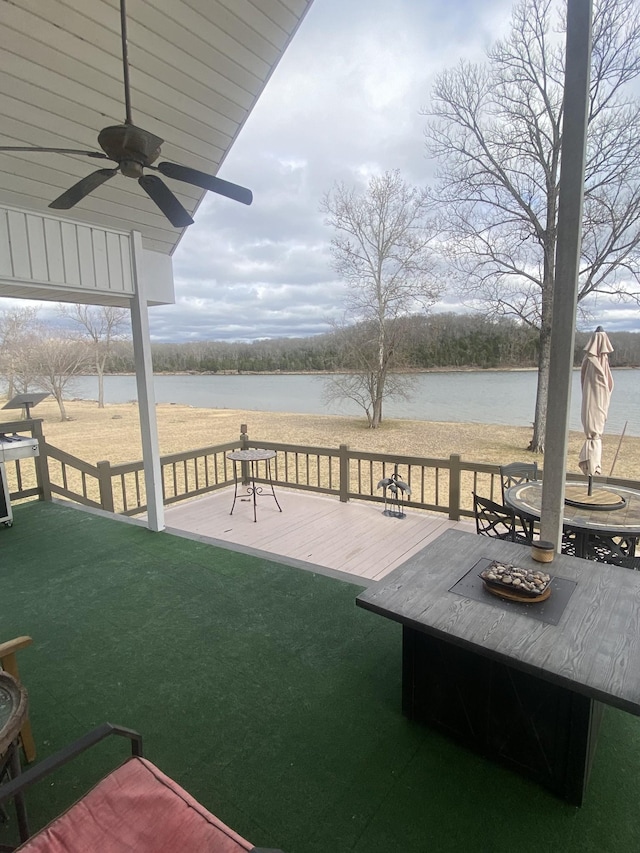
[0,306,40,398]
[59,305,130,407]
[321,170,441,428]
[322,320,417,427]
[424,0,640,451]
[26,328,92,421]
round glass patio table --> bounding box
[0,671,29,842]
[504,481,640,558]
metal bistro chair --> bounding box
[500,462,538,541]
[560,527,640,569]
[583,533,640,569]
[473,493,533,545]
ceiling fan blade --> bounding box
[48,168,119,210]
[0,146,109,159]
[138,175,194,227]
[155,162,253,205]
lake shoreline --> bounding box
[64,370,639,438]
[95,364,640,377]
[99,366,559,377]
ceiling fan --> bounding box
[0,0,252,228]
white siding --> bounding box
[0,207,134,297]
[0,204,174,306]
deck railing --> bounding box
[4,419,639,521]
[0,418,51,505]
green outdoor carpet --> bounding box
[1,500,640,852]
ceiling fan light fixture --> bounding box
[120,159,144,179]
[97,124,163,166]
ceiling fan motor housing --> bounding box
[98,124,164,175]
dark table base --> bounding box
[402,627,603,806]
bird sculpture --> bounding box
[377,470,411,517]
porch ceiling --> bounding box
[0,0,313,255]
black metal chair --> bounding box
[0,723,284,851]
[560,528,579,557]
[473,493,533,545]
[584,534,640,569]
[561,529,640,569]
[499,462,539,496]
[500,462,538,541]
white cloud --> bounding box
[167,0,523,342]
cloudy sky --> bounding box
[154,0,522,342]
[5,0,639,341]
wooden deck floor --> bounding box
[163,487,475,584]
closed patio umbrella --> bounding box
[578,327,614,485]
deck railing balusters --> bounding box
[4,417,639,526]
[120,474,128,512]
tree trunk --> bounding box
[529,330,551,452]
[529,270,555,453]
[529,220,557,454]
[371,395,383,428]
[370,319,386,429]
[97,368,105,408]
[96,352,107,408]
[54,392,68,422]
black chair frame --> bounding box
[473,493,533,545]
[500,462,539,541]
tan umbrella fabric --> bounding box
[578,329,614,476]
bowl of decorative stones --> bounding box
[479,561,552,603]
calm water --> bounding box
[67,369,639,437]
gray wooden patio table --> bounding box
[356,528,640,805]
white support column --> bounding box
[129,230,164,532]
[540,0,592,549]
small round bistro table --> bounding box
[227,448,283,523]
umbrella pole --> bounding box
[588,475,593,496]
[609,421,628,477]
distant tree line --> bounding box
[1,306,637,426]
[100,315,638,375]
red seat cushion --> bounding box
[18,757,254,852]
